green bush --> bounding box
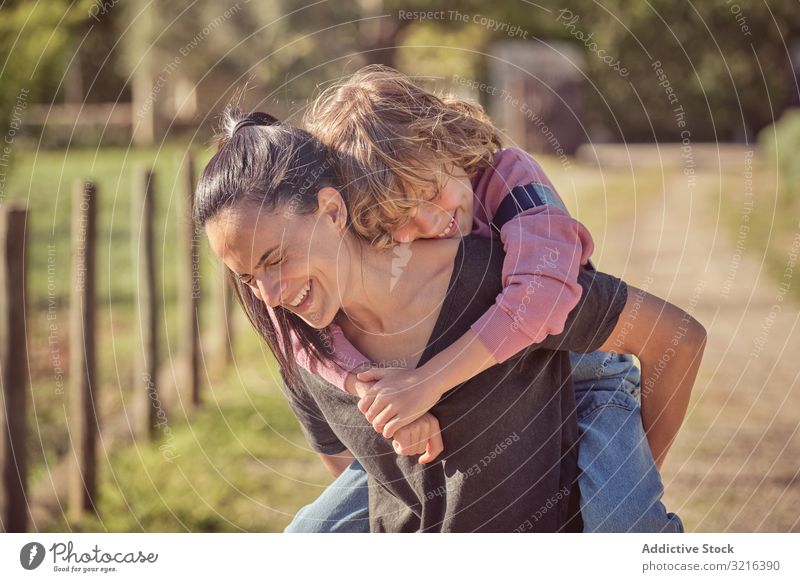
[758,108,800,200]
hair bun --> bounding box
[233,112,281,135]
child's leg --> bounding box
[284,459,370,533]
[570,351,683,533]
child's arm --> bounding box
[318,410,443,477]
[266,305,370,392]
[357,331,497,436]
[269,304,445,464]
[358,204,593,437]
[391,412,444,464]
[596,287,706,467]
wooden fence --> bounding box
[0,203,28,532]
[0,155,233,531]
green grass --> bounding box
[718,157,800,303]
[5,143,331,532]
[44,376,331,532]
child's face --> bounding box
[391,166,474,243]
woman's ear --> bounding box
[316,187,348,231]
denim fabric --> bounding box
[285,352,682,533]
[283,460,370,533]
[572,351,683,533]
[570,351,641,399]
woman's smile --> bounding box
[286,279,313,311]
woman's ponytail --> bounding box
[214,108,282,150]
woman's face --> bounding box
[205,188,352,329]
[390,165,474,244]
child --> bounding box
[305,66,691,455]
[296,66,695,532]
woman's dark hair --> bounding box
[194,107,342,385]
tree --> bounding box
[0,0,92,141]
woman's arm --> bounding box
[597,286,707,468]
[318,449,356,477]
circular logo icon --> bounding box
[20,542,46,570]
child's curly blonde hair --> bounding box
[304,65,502,248]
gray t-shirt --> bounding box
[281,234,627,532]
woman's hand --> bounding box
[356,367,444,438]
[391,412,444,464]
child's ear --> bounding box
[316,187,348,231]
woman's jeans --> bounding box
[284,351,683,533]
[285,459,371,533]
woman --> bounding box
[194,112,705,532]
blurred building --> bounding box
[488,41,586,156]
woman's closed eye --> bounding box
[265,255,286,270]
[243,255,285,282]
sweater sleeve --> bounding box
[266,306,370,391]
[469,204,595,363]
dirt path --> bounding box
[592,154,800,532]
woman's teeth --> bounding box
[289,281,311,307]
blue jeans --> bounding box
[283,459,370,533]
[285,351,683,533]
[571,351,683,532]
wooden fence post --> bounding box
[134,168,160,439]
[0,203,29,532]
[180,155,200,407]
[68,180,98,520]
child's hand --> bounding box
[344,368,371,397]
[391,412,444,464]
[356,367,444,438]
